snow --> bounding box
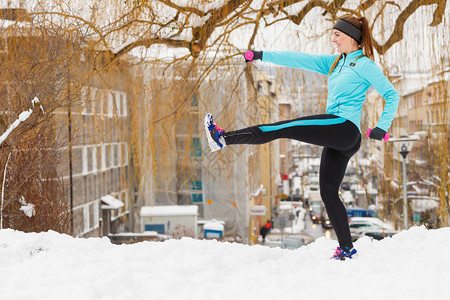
[176,0,229,12]
[0,98,41,146]
[108,231,158,237]
[18,197,35,218]
[17,111,31,122]
[412,199,440,213]
[100,195,124,210]
[140,205,199,217]
[1,226,449,299]
[0,0,21,8]
[0,118,22,146]
[203,220,224,232]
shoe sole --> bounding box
[204,114,221,152]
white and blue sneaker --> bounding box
[204,113,226,152]
[331,246,358,261]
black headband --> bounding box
[333,19,362,44]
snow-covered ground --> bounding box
[1,226,449,300]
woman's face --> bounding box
[331,29,359,54]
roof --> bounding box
[140,205,199,217]
[203,220,224,231]
[101,195,124,210]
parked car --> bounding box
[341,181,350,191]
[310,206,322,224]
[349,217,396,241]
[308,175,320,191]
[283,236,306,249]
[263,236,305,250]
[309,192,321,209]
[349,217,394,231]
[263,241,284,249]
[360,229,397,240]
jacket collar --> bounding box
[342,49,363,59]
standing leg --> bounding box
[319,138,360,250]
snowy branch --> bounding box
[0,98,44,148]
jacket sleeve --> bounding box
[362,60,400,132]
[262,51,336,75]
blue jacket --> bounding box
[262,49,399,132]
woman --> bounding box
[204,16,399,260]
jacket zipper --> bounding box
[339,54,346,73]
[335,54,347,114]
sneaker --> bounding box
[331,247,358,261]
[204,113,226,152]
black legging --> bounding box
[223,114,361,249]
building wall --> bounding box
[56,51,135,237]
[406,80,450,133]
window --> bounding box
[114,91,121,116]
[257,81,263,94]
[121,93,127,117]
[192,92,198,107]
[92,146,97,172]
[121,143,128,164]
[114,144,119,167]
[117,143,122,165]
[82,146,88,175]
[93,201,99,228]
[101,144,106,170]
[145,224,164,234]
[191,180,203,203]
[101,90,108,116]
[191,138,202,158]
[91,87,99,114]
[110,144,115,168]
[83,205,90,232]
[81,87,92,115]
[107,92,114,117]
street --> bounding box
[302,211,337,242]
[264,208,337,247]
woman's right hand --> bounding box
[244,50,263,63]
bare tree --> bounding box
[0,17,86,233]
[31,0,447,61]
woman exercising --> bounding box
[205,15,399,260]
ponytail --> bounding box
[328,15,374,75]
[359,17,374,60]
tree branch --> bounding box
[41,0,447,61]
[374,0,446,55]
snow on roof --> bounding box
[100,195,124,210]
[252,184,265,197]
[391,181,400,189]
[140,205,199,217]
[412,199,439,212]
[108,231,158,237]
[341,191,354,203]
[203,220,224,231]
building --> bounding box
[365,71,449,227]
[62,50,136,237]
[0,7,139,237]
[247,72,280,244]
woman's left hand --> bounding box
[368,127,387,140]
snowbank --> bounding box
[0,226,449,299]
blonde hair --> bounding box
[328,16,374,75]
